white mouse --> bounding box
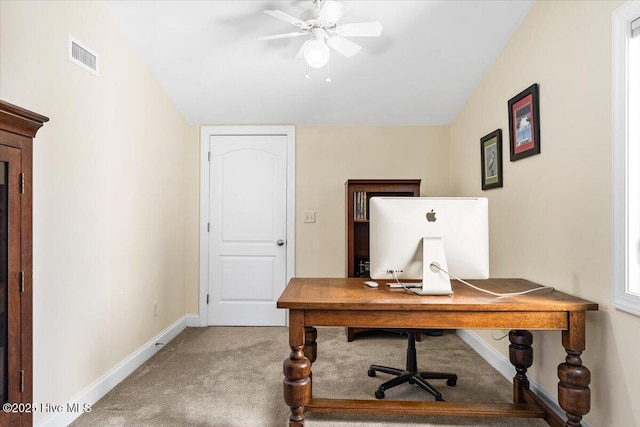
[364,281,379,288]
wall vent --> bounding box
[68,36,99,75]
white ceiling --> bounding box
[104,0,535,126]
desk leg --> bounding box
[283,310,311,426]
[509,330,533,403]
[558,311,591,427]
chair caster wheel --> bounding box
[368,369,376,377]
[375,389,385,399]
[435,395,445,401]
[447,378,457,386]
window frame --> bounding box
[612,1,640,316]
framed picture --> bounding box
[481,129,503,190]
[508,83,540,161]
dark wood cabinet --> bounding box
[345,179,421,342]
[0,101,48,427]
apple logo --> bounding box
[426,210,437,222]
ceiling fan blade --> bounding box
[335,21,383,37]
[264,10,309,29]
[296,40,310,59]
[319,0,347,23]
[259,32,308,41]
[326,35,361,57]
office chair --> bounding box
[367,330,457,400]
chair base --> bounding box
[367,365,457,400]
[367,332,457,401]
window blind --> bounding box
[632,17,640,38]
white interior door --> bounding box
[207,132,289,325]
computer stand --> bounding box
[367,331,457,401]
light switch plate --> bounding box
[303,211,316,223]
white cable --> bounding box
[492,330,510,340]
[429,263,554,297]
[390,271,422,296]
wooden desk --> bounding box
[277,278,598,427]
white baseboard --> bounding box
[38,314,200,427]
[185,313,201,327]
[456,329,592,427]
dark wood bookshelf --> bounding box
[346,179,421,278]
[345,179,421,341]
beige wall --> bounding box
[0,1,199,424]
[2,0,636,425]
[295,126,450,276]
[450,1,638,425]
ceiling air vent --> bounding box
[68,36,99,75]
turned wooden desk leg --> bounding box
[558,312,591,427]
[284,310,311,426]
[509,330,533,403]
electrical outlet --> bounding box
[153,301,158,317]
[303,211,316,223]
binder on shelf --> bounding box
[353,191,368,220]
[363,192,368,220]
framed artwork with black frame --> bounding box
[481,129,503,190]
[508,83,540,161]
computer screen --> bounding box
[369,197,489,295]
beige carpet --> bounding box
[71,327,549,427]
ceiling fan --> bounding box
[259,0,383,71]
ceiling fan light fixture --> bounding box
[304,38,330,69]
[261,0,383,75]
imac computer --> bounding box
[369,197,489,295]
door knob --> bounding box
[277,239,285,246]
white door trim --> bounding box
[199,125,295,327]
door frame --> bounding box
[199,125,295,326]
